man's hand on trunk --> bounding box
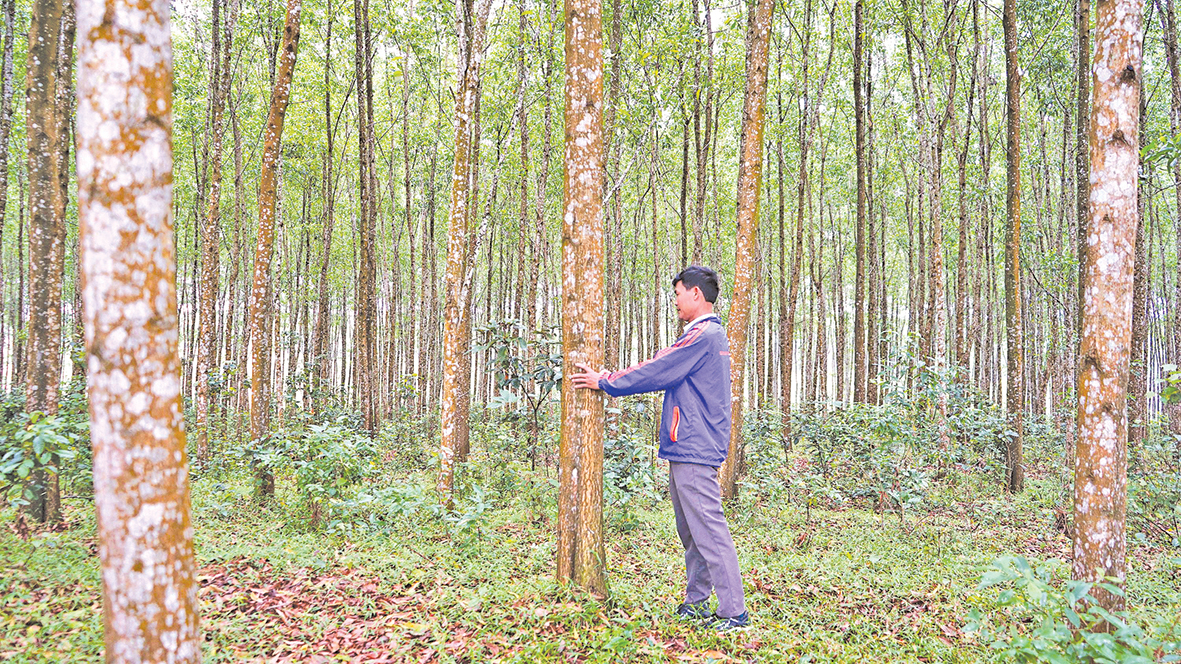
[572,362,605,391]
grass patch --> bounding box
[1,463,1178,662]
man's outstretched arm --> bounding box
[571,325,711,397]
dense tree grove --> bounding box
[1,0,1166,421]
[1,0,1179,657]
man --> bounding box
[572,265,748,631]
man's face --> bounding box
[674,282,698,322]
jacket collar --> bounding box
[685,313,719,331]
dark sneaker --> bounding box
[675,600,711,620]
[707,611,750,631]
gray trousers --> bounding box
[668,461,746,617]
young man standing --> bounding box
[572,265,748,630]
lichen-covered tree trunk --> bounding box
[972,0,990,395]
[1162,0,1181,438]
[865,55,880,407]
[783,0,811,416]
[57,0,77,378]
[437,0,490,498]
[690,0,715,264]
[555,0,607,596]
[529,0,556,341]
[853,0,867,405]
[76,0,200,654]
[1129,78,1148,448]
[354,0,379,434]
[719,0,774,500]
[455,12,493,461]
[833,209,846,402]
[25,0,64,524]
[196,0,236,459]
[229,94,247,417]
[776,80,788,408]
[249,0,301,497]
[0,0,15,390]
[1073,0,1141,613]
[955,40,977,378]
[312,12,335,405]
[1003,0,1024,494]
[402,32,416,414]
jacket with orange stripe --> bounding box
[600,314,732,467]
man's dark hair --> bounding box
[672,265,721,303]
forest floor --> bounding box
[1,453,1179,663]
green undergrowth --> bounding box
[1,459,1178,662]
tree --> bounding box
[691,0,715,263]
[1073,0,1142,613]
[783,0,815,414]
[354,0,379,433]
[77,0,200,654]
[25,0,64,524]
[437,0,492,500]
[196,0,237,459]
[0,0,14,387]
[1002,0,1024,494]
[249,0,303,497]
[853,0,867,404]
[1129,74,1148,447]
[902,0,959,441]
[312,6,337,405]
[556,0,607,596]
[1162,0,1181,438]
[718,0,775,500]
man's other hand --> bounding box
[572,362,605,391]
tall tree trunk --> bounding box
[776,56,787,410]
[249,0,302,498]
[691,0,715,263]
[784,0,812,418]
[25,0,64,524]
[973,0,991,394]
[312,10,335,406]
[1073,0,1141,613]
[853,0,867,405]
[1163,0,1181,437]
[1129,74,1149,448]
[833,208,846,402]
[602,0,621,384]
[756,235,766,405]
[230,91,247,417]
[77,0,200,654]
[556,0,607,596]
[956,16,978,377]
[814,218,827,405]
[196,0,236,459]
[13,172,23,386]
[0,0,15,392]
[57,0,77,378]
[865,48,879,405]
[718,0,774,500]
[354,0,379,434]
[1003,0,1024,493]
[402,28,416,415]
[437,0,491,498]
